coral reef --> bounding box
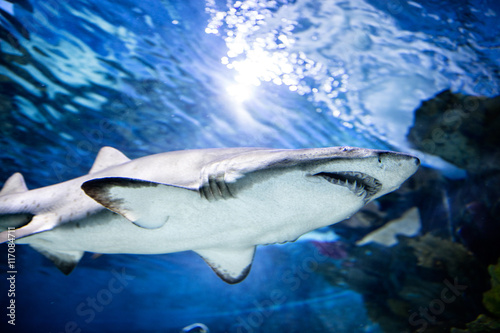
[408,234,475,278]
[407,91,500,264]
[318,233,488,332]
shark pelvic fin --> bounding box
[30,244,84,275]
[195,247,255,284]
[0,173,28,196]
[82,177,198,229]
[89,147,130,174]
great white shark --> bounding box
[0,146,419,283]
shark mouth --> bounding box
[315,171,382,201]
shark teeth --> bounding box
[315,171,382,201]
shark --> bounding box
[0,146,419,283]
[356,207,421,247]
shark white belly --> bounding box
[0,146,419,283]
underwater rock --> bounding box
[317,232,488,333]
[454,259,500,332]
[451,259,500,333]
[404,106,500,263]
[457,198,500,267]
[408,233,475,278]
[407,89,500,174]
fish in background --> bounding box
[356,207,421,247]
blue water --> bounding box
[0,0,499,332]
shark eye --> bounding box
[314,172,382,200]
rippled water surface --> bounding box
[0,0,499,332]
[1,0,498,186]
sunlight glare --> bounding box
[226,82,254,102]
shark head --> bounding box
[199,146,419,201]
[304,147,420,203]
[193,146,420,241]
[240,146,420,239]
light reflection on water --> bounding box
[204,0,499,145]
[205,0,349,119]
[0,0,498,183]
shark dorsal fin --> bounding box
[81,177,198,229]
[30,244,84,275]
[195,247,255,284]
[0,173,28,196]
[89,147,130,174]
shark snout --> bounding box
[378,151,420,165]
[374,151,420,196]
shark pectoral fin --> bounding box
[81,177,198,229]
[195,247,256,284]
[30,244,84,275]
[89,147,131,174]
